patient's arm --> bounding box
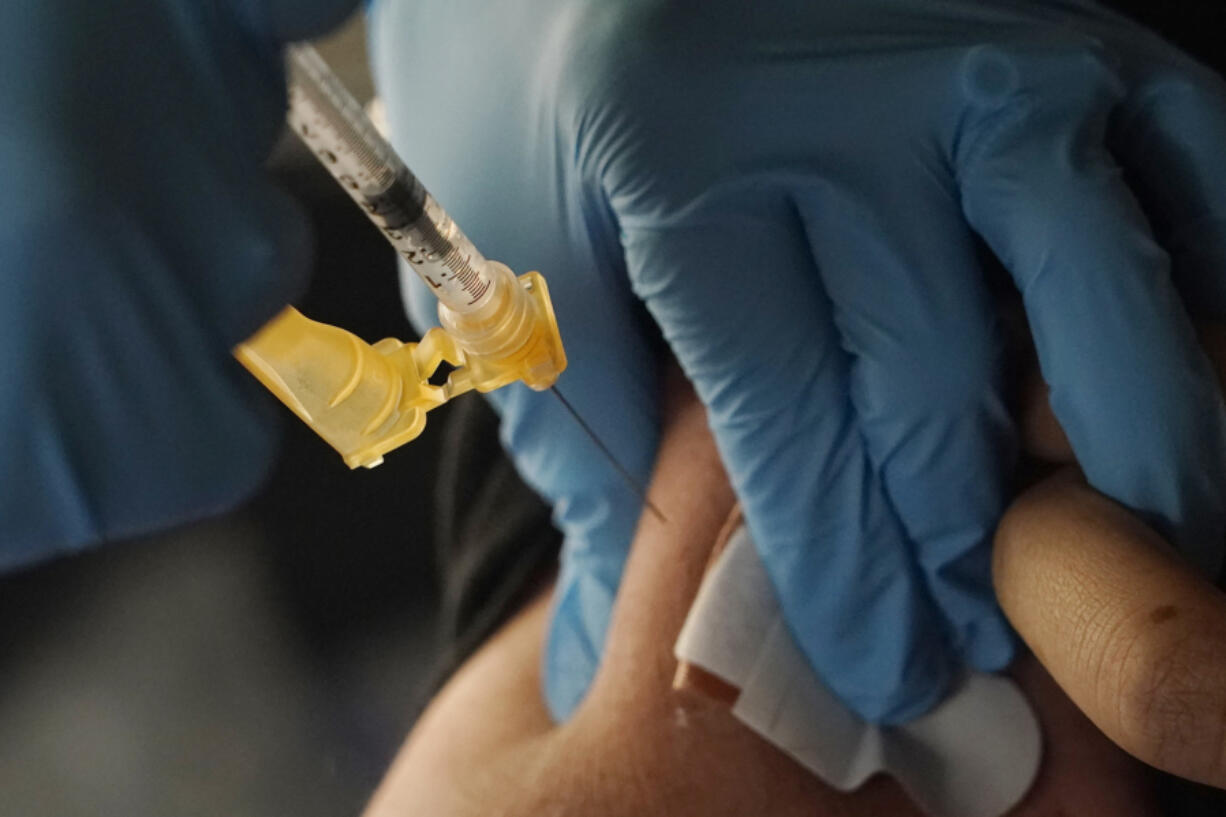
[364,375,919,816]
[363,373,1158,817]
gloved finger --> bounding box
[89,90,314,344]
[1110,65,1226,322]
[230,0,360,42]
[0,183,283,565]
[622,189,954,724]
[793,176,1017,673]
[34,0,317,339]
[166,159,314,345]
[544,544,627,719]
[2,97,310,564]
[959,50,1226,577]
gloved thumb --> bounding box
[543,550,624,720]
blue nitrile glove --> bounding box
[0,0,357,568]
[371,0,1226,723]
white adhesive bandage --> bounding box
[674,523,1042,817]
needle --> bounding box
[550,386,667,524]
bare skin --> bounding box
[362,371,1162,817]
[998,323,1226,788]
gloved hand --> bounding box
[370,0,1226,723]
[0,0,357,567]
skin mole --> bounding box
[1148,605,1179,625]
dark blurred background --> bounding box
[0,4,1221,817]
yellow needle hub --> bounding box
[235,267,566,469]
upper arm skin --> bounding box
[363,372,920,817]
[362,590,557,817]
[364,371,1160,817]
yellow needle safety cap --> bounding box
[235,267,566,469]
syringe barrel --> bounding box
[286,45,494,314]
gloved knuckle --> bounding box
[546,0,680,108]
[959,45,1024,109]
[1126,68,1226,125]
[965,37,1119,104]
[957,38,1124,169]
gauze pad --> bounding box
[675,521,1041,817]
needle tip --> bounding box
[550,387,667,525]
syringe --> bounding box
[235,44,567,469]
[286,45,493,315]
[285,45,555,367]
[237,45,662,521]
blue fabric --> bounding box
[369,0,1226,725]
[0,0,357,568]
